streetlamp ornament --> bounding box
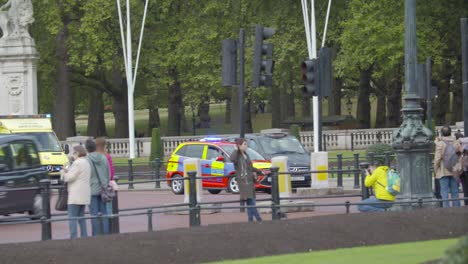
[0,0,34,39]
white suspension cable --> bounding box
[301,0,312,58]
[311,0,317,58]
[132,0,150,88]
[116,0,128,74]
[321,0,332,48]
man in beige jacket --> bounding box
[433,126,461,208]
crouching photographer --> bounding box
[358,160,395,212]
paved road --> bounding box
[0,180,362,244]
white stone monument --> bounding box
[0,0,38,115]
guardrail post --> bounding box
[40,179,52,241]
[97,212,103,235]
[128,159,134,190]
[110,176,120,234]
[147,209,153,232]
[154,158,161,189]
[359,162,370,200]
[337,154,343,188]
[270,167,281,220]
[345,201,350,214]
[137,140,141,158]
[188,171,200,227]
[351,133,354,151]
[353,153,360,189]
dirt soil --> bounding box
[1,207,467,264]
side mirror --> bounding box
[64,144,70,154]
[215,156,225,162]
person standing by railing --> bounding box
[96,137,116,215]
[230,138,262,223]
[60,145,91,239]
[85,138,111,235]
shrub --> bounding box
[366,143,395,164]
[149,128,164,164]
[439,236,468,264]
[289,124,301,142]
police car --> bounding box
[165,138,271,195]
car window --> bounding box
[0,143,13,172]
[220,145,265,160]
[184,144,204,158]
[258,135,307,155]
[206,146,222,160]
[11,141,40,169]
[247,139,259,152]
[174,145,187,156]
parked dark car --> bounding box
[224,129,311,188]
[0,135,47,218]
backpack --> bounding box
[443,140,460,172]
[378,169,401,196]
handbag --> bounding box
[55,183,68,211]
[91,161,115,203]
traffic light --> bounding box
[252,25,276,87]
[222,38,237,87]
[318,47,332,97]
[301,59,319,96]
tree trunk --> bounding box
[112,93,129,138]
[375,92,386,128]
[167,68,183,136]
[271,84,281,128]
[451,71,462,123]
[197,98,211,128]
[244,96,253,133]
[52,8,75,140]
[87,89,106,137]
[329,78,342,116]
[148,106,160,135]
[386,70,403,127]
[301,97,311,118]
[356,68,372,128]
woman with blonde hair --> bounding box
[60,145,91,239]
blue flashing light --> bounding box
[200,137,222,142]
[45,114,52,118]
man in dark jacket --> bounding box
[85,138,111,235]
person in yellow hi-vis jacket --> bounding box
[358,160,395,212]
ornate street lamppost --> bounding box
[392,0,435,209]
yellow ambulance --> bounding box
[0,114,69,184]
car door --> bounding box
[203,145,225,187]
[8,140,43,213]
[0,142,15,214]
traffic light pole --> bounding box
[462,18,468,136]
[239,28,245,138]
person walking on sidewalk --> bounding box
[230,138,263,223]
[358,160,395,212]
[60,145,91,239]
[85,138,111,235]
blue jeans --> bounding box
[440,176,461,208]
[358,197,393,212]
[67,204,87,239]
[246,198,262,223]
[89,195,109,236]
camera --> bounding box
[359,162,370,169]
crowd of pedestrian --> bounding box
[60,137,115,239]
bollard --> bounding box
[384,152,391,167]
[359,162,370,200]
[154,158,161,189]
[128,159,134,189]
[345,201,350,214]
[40,179,52,241]
[270,167,281,220]
[110,177,120,234]
[188,171,200,227]
[353,153,360,189]
[337,154,343,188]
[147,209,153,232]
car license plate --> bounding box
[291,176,305,181]
[51,179,59,185]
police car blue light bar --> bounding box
[200,137,223,142]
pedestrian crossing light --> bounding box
[252,25,276,87]
[301,59,319,96]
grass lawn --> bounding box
[210,238,458,264]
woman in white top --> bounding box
[60,145,91,239]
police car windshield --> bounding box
[258,135,307,155]
[221,145,266,160]
[18,132,63,152]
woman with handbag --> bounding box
[230,138,263,223]
[60,145,91,239]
